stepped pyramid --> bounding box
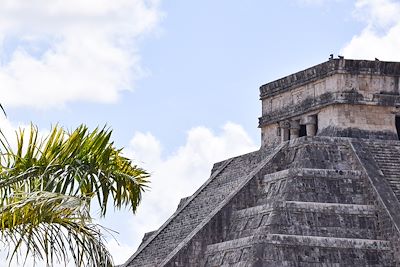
[122,58,400,266]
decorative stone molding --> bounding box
[279,120,290,128]
[260,59,400,100]
[301,115,317,125]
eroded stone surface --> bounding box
[122,59,400,267]
[123,138,400,266]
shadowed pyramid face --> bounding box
[124,136,400,266]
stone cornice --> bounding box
[260,59,400,100]
[258,92,400,127]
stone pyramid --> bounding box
[122,58,400,266]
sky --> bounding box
[0,0,399,265]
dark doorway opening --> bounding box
[299,124,307,137]
[396,116,400,140]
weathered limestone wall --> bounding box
[261,73,399,117]
[260,124,280,148]
[318,104,397,139]
[338,73,399,97]
[261,75,336,116]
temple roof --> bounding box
[259,58,400,99]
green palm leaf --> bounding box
[1,191,112,266]
[0,125,149,266]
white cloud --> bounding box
[341,0,400,60]
[106,240,137,266]
[0,0,163,109]
[104,122,257,265]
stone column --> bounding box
[279,121,290,142]
[290,120,300,139]
[303,115,317,136]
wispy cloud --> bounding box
[341,0,400,60]
[0,0,163,109]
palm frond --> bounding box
[0,124,150,265]
[0,191,112,266]
[0,125,149,216]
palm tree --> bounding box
[0,125,149,266]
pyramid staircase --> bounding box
[201,139,397,266]
[366,140,400,200]
[124,137,400,266]
[203,168,394,266]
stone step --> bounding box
[369,148,400,152]
[371,157,399,161]
[373,160,400,165]
[370,148,399,155]
[374,160,399,164]
[380,168,400,172]
[233,201,376,216]
[374,162,400,166]
[382,173,400,178]
[204,234,393,267]
[371,155,399,159]
[283,201,376,214]
[382,174,400,179]
[371,151,400,155]
[271,202,379,240]
[382,176,400,182]
[258,168,367,205]
[373,151,400,154]
[380,166,400,170]
[376,165,400,169]
[367,143,400,147]
[228,202,379,240]
[383,172,400,180]
[374,161,400,166]
[206,234,391,254]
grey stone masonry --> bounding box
[351,139,400,263]
[123,59,400,266]
[123,147,279,267]
[366,140,400,199]
[197,138,398,267]
[123,137,400,266]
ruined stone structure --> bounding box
[122,58,400,266]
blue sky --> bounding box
[0,0,399,265]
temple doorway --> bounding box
[299,124,307,137]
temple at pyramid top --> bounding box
[259,57,400,147]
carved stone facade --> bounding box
[259,58,400,147]
[122,59,400,267]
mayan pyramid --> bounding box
[122,58,400,266]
